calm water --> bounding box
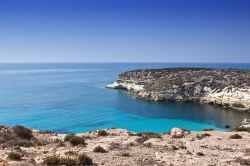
[0,63,250,134]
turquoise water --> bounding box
[0,63,250,133]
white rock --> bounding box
[170,128,190,138]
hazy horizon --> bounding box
[0,0,250,63]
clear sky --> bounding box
[0,0,249,63]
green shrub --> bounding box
[171,134,184,139]
[13,125,33,139]
[39,130,57,134]
[43,155,60,165]
[77,153,93,165]
[97,130,108,136]
[135,136,148,144]
[93,146,107,153]
[171,144,187,150]
[60,157,77,166]
[64,134,85,146]
[134,132,162,144]
[130,132,162,139]
[230,134,242,139]
[64,134,75,141]
[8,152,21,161]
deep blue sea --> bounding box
[0,63,250,134]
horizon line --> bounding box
[0,61,250,64]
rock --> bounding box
[241,119,250,125]
[170,128,190,138]
[106,82,125,89]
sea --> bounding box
[0,63,250,134]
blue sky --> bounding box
[0,0,249,63]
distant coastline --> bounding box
[107,68,250,112]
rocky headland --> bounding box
[1,125,250,166]
[107,68,250,111]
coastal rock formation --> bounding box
[107,68,250,111]
[1,125,250,166]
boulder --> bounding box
[241,119,250,125]
[170,128,190,138]
[106,82,124,89]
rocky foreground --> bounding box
[107,68,250,111]
[1,125,250,166]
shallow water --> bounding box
[0,63,250,133]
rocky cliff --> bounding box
[107,68,250,111]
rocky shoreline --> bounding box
[107,68,250,111]
[1,125,250,166]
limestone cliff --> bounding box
[107,68,250,111]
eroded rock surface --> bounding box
[107,68,250,111]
